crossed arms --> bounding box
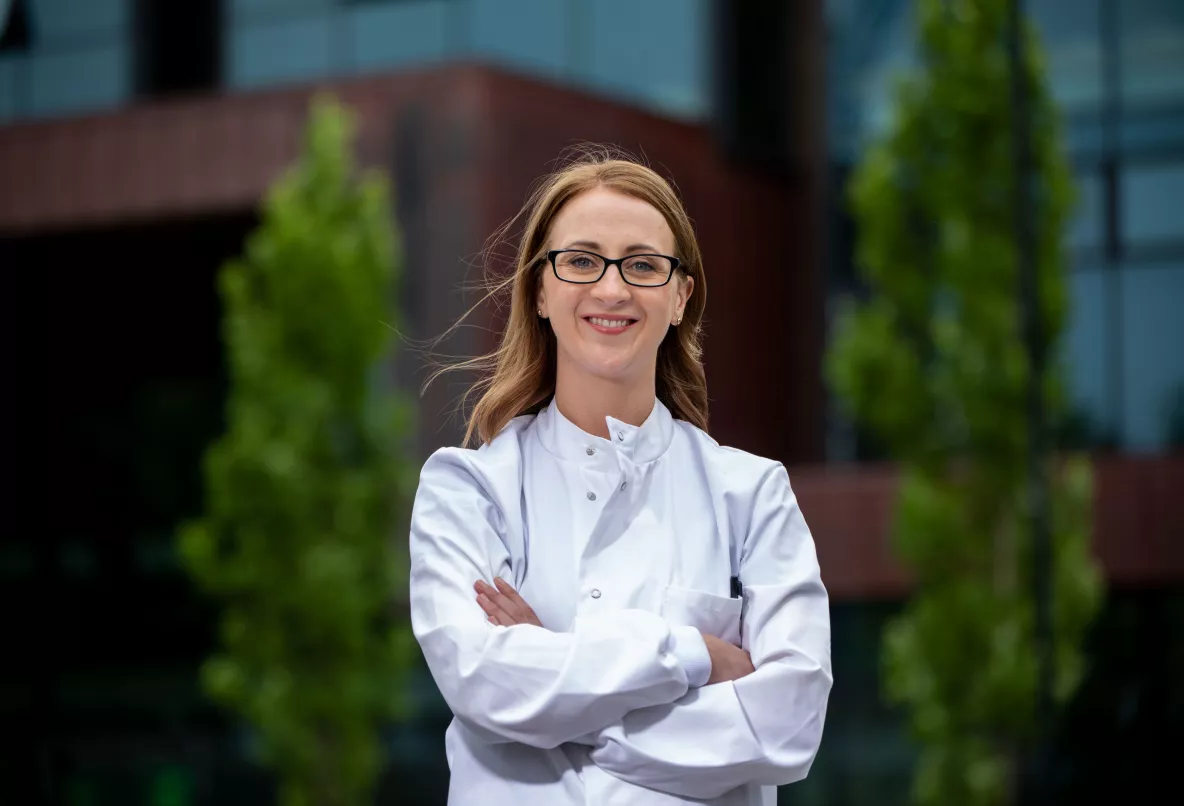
[409,450,832,800]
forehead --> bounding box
[549,187,675,253]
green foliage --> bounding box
[178,97,418,806]
[825,2,1103,804]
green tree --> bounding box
[179,97,417,806]
[826,1,1103,804]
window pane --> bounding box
[1068,169,1105,251]
[1028,0,1103,112]
[1121,161,1184,248]
[29,41,129,116]
[226,13,336,89]
[228,0,334,25]
[1120,261,1184,450]
[347,0,453,73]
[826,0,914,159]
[30,0,130,43]
[0,53,24,121]
[1063,267,1114,443]
[1119,0,1184,108]
[584,0,707,119]
[470,0,567,77]
[1120,104,1184,154]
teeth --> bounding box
[588,317,632,328]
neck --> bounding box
[553,369,656,440]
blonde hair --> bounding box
[427,148,708,447]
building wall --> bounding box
[0,62,827,460]
[0,0,711,123]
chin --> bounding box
[571,347,645,384]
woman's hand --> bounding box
[475,578,543,628]
[701,633,755,684]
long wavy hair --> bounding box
[426,148,708,447]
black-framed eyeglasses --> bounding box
[546,249,682,288]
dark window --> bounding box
[133,0,221,97]
[0,0,31,52]
[711,0,791,170]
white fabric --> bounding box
[409,398,832,805]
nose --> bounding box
[590,264,632,305]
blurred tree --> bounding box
[178,97,417,806]
[826,2,1103,805]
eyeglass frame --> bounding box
[545,249,683,288]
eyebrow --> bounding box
[564,240,665,254]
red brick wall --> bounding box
[793,455,1184,599]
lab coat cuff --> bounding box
[670,625,711,688]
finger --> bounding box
[491,578,532,622]
[475,580,522,625]
[475,580,521,618]
[492,577,525,608]
[493,578,538,623]
[492,577,520,597]
[474,581,506,619]
[477,593,516,626]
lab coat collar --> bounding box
[536,396,674,469]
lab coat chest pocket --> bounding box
[660,585,743,646]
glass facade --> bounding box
[0,0,708,122]
[826,0,1184,457]
[0,0,134,120]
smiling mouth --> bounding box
[584,316,638,332]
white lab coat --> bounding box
[409,398,832,804]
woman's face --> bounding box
[537,187,693,388]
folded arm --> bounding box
[577,464,833,799]
[409,448,710,750]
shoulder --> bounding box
[418,414,536,494]
[671,419,788,492]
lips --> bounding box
[583,315,638,334]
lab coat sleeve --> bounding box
[582,464,833,799]
[409,448,698,750]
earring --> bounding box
[537,308,544,318]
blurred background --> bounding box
[1,1,1181,805]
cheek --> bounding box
[544,283,580,317]
[643,292,677,326]
[539,274,565,313]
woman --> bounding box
[409,152,831,805]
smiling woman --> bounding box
[410,148,832,805]
[536,185,694,436]
[427,150,710,446]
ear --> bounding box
[535,283,548,318]
[674,275,694,321]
